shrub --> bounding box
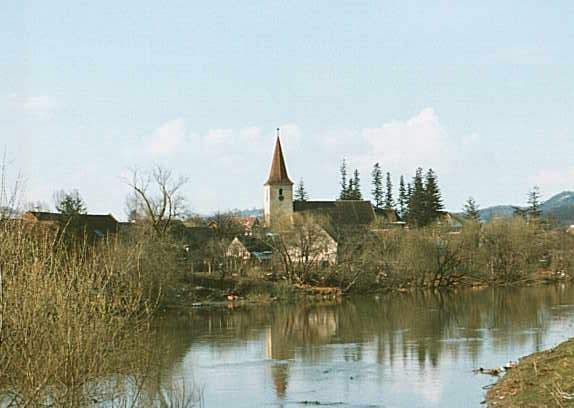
[0,221,183,406]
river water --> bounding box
[150,285,574,407]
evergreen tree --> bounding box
[371,163,384,209]
[384,172,394,209]
[347,178,355,199]
[398,175,407,219]
[407,168,426,227]
[294,178,309,202]
[339,159,349,200]
[54,189,87,215]
[424,168,444,224]
[527,186,542,219]
[463,197,481,222]
[351,169,362,200]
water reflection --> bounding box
[149,284,574,407]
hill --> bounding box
[479,191,574,225]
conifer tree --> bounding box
[371,163,384,209]
[54,189,87,215]
[384,172,394,209]
[294,178,309,202]
[347,178,355,199]
[407,168,426,227]
[398,175,407,219]
[424,168,444,224]
[527,186,542,219]
[353,169,363,200]
[339,159,349,200]
[463,197,481,222]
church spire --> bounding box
[265,128,293,186]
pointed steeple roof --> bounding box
[265,129,294,186]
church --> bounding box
[263,130,400,230]
[229,130,401,265]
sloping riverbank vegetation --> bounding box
[487,338,574,407]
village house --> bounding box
[227,235,273,262]
[437,212,467,233]
[235,216,261,236]
[21,211,119,239]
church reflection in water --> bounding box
[148,284,574,402]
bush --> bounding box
[479,218,545,283]
[0,221,183,406]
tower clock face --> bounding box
[278,195,284,201]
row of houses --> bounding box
[15,203,402,267]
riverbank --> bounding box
[160,270,569,310]
[487,337,574,407]
[161,274,343,309]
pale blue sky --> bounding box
[2,1,573,219]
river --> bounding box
[147,285,574,407]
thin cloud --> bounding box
[353,108,451,175]
[531,167,574,192]
[204,128,233,145]
[9,95,61,118]
[147,118,186,155]
[277,123,301,151]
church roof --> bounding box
[293,200,376,226]
[265,135,293,186]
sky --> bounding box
[1,1,573,219]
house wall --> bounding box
[226,238,251,260]
[287,227,338,265]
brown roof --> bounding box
[183,226,216,250]
[293,200,376,226]
[265,135,293,186]
[236,235,272,253]
[374,207,401,223]
[24,211,62,222]
[23,211,118,236]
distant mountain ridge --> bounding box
[479,191,574,225]
[234,208,264,217]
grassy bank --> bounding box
[487,338,574,407]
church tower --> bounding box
[264,129,294,228]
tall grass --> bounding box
[0,221,191,406]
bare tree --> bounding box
[0,150,24,220]
[125,166,189,236]
[269,213,336,284]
